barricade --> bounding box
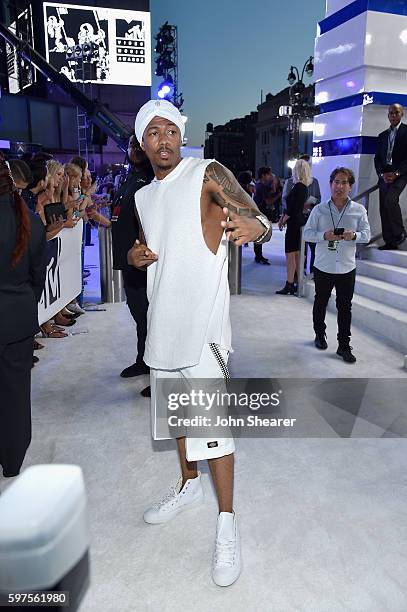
[38,220,83,325]
[98,226,125,303]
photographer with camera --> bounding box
[303,168,370,363]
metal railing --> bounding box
[98,227,126,303]
[297,182,380,298]
[228,244,242,295]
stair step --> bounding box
[351,293,407,352]
[362,247,407,267]
[304,281,407,352]
[355,275,407,312]
[356,260,407,288]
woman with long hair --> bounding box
[276,159,312,295]
[0,154,46,478]
[46,158,68,204]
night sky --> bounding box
[151,0,326,147]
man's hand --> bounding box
[324,230,341,241]
[278,214,289,231]
[221,208,266,246]
[383,172,397,183]
[343,230,355,241]
[127,239,158,269]
[203,161,271,244]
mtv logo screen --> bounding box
[43,2,151,86]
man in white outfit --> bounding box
[128,99,272,586]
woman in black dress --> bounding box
[0,155,46,477]
[276,159,312,295]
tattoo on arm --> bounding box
[204,161,260,216]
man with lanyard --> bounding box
[127,99,272,586]
[374,103,407,250]
[111,134,154,382]
[303,167,370,363]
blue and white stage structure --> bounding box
[312,0,407,235]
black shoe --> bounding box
[32,355,39,363]
[276,282,296,295]
[255,256,270,265]
[378,243,397,250]
[314,334,328,350]
[3,469,20,478]
[120,362,150,378]
[336,345,356,363]
[140,385,151,397]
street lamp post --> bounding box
[286,56,314,160]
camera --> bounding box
[334,227,345,236]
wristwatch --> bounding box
[352,231,357,241]
[254,214,271,243]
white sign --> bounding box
[38,221,83,325]
[43,2,151,86]
[279,105,292,117]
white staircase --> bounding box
[304,244,407,353]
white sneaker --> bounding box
[212,511,241,587]
[143,472,203,524]
[66,302,86,315]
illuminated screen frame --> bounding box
[43,2,151,86]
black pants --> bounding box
[379,176,407,245]
[313,267,356,346]
[254,243,264,260]
[0,336,34,477]
[122,266,148,365]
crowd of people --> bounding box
[0,150,117,478]
[12,152,111,341]
[237,154,321,289]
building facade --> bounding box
[204,112,258,176]
[255,85,315,179]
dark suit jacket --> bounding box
[0,193,46,344]
[374,122,407,177]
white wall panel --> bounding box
[315,67,365,104]
[313,106,363,141]
[314,13,366,82]
[365,12,407,70]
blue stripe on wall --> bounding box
[312,136,378,156]
[319,92,407,114]
[319,0,407,35]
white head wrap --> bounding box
[134,99,185,143]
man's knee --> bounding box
[385,188,402,207]
[336,294,352,310]
[314,289,331,306]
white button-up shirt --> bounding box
[303,198,371,274]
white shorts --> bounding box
[150,343,235,461]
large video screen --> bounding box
[7,5,36,94]
[43,3,151,86]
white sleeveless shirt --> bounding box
[135,157,231,370]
